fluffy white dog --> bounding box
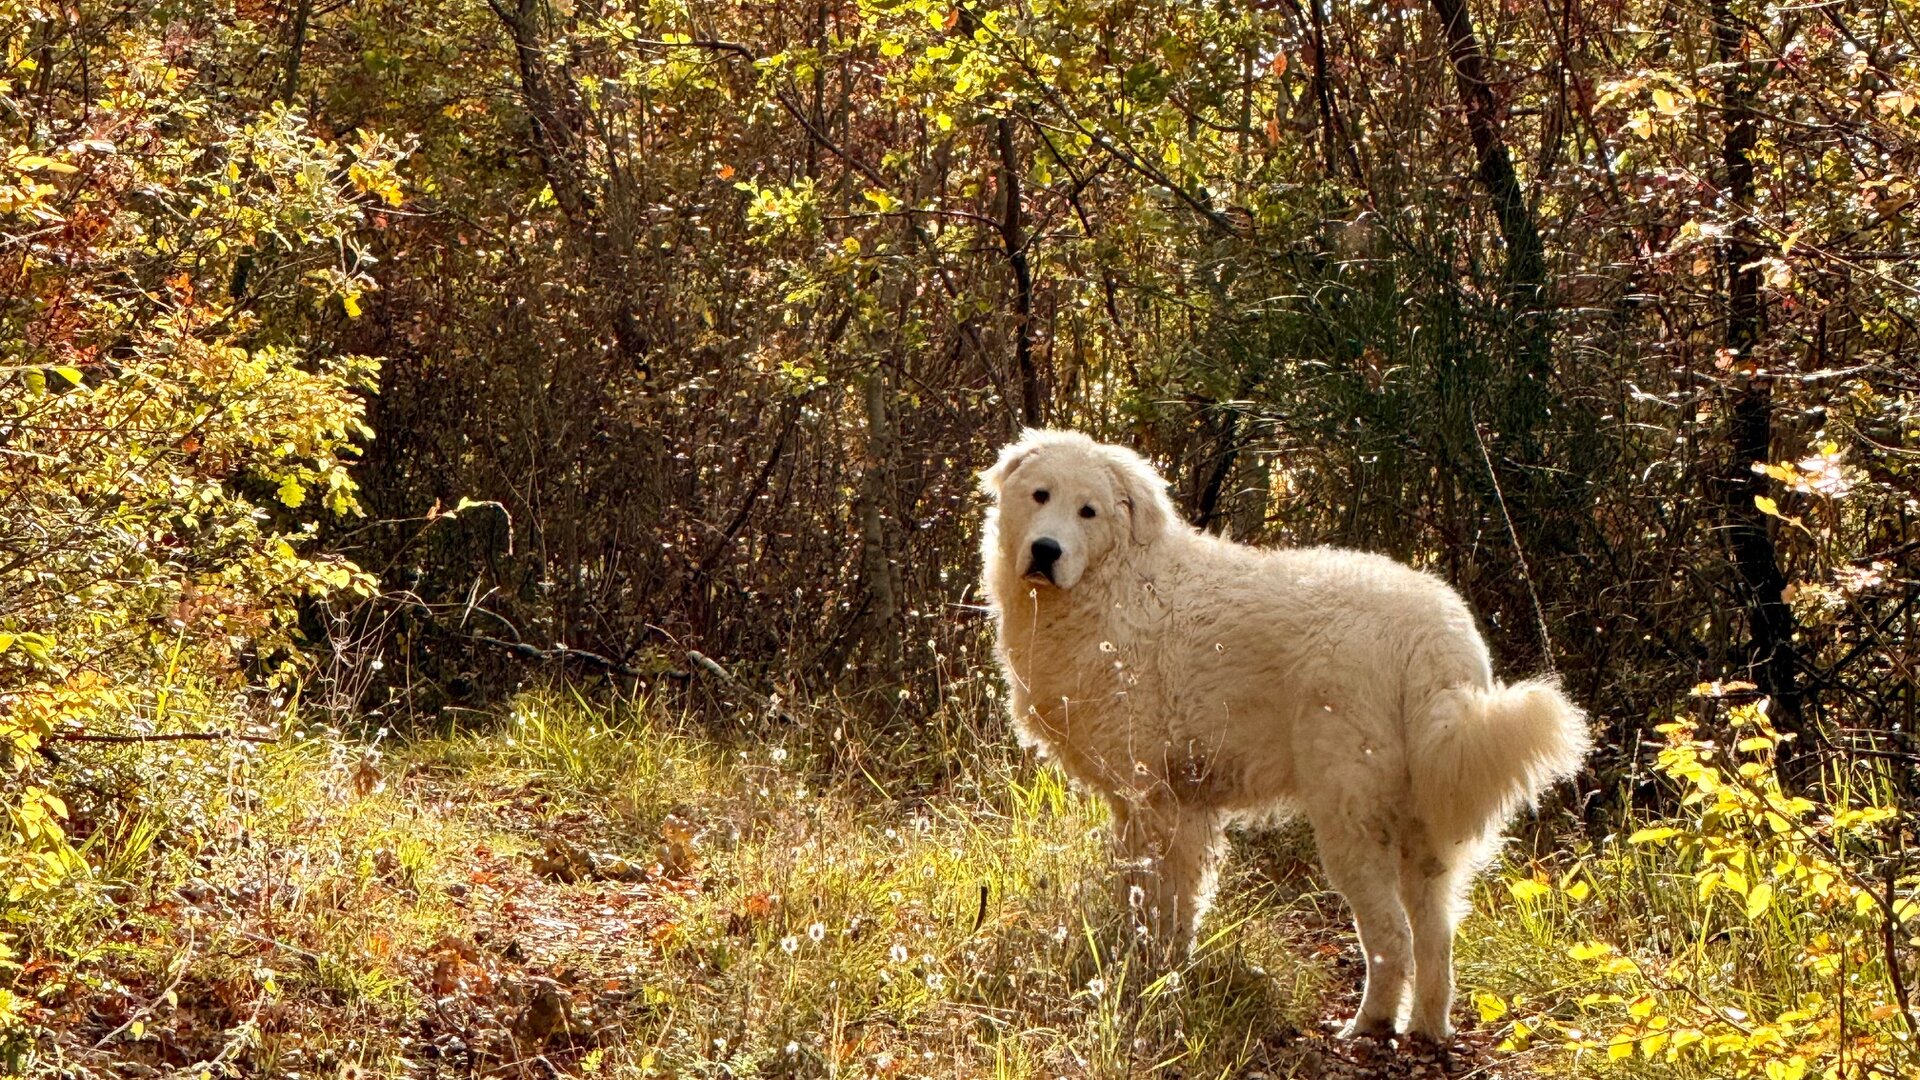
[979,429,1589,1040]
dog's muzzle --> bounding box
[1025,537,1062,584]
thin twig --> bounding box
[1471,411,1555,668]
[54,730,277,745]
[1884,855,1917,1035]
[686,650,794,724]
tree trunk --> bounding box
[997,115,1043,427]
[1428,0,1548,321]
[284,0,313,105]
[1711,0,1802,728]
[858,370,903,679]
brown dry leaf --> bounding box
[588,851,645,882]
[532,838,592,883]
[429,953,463,996]
[350,749,384,797]
[513,978,573,1045]
[657,814,701,878]
[427,935,491,998]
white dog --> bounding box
[979,429,1589,1040]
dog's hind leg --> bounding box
[1316,822,1413,1037]
[1399,839,1473,1040]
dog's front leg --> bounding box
[1108,796,1224,960]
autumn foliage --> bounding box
[3,0,1919,1077]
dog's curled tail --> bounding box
[1411,678,1590,849]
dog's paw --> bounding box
[1404,1011,1455,1044]
[1401,1027,1455,1051]
[1335,1015,1396,1040]
[1397,1014,1451,1045]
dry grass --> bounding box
[14,688,1570,1079]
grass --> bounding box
[406,691,1333,1078]
[8,688,1914,1079]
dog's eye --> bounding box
[1033,489,1050,505]
[1080,505,1096,519]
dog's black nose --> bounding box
[1028,537,1063,580]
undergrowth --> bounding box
[4,685,1914,1079]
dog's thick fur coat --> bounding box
[979,430,1589,1040]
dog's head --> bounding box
[980,429,1176,592]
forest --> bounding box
[2,0,1918,1076]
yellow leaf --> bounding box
[1600,955,1641,975]
[1628,994,1656,1019]
[1629,826,1682,844]
[1507,877,1551,903]
[1754,494,1782,517]
[342,292,362,318]
[1745,881,1774,919]
[1697,869,1721,900]
[1569,940,1616,961]
[1474,992,1508,1022]
[1763,1056,1807,1080]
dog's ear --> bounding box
[1105,445,1175,544]
[980,433,1044,495]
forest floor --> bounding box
[28,691,1559,1080]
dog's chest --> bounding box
[997,607,1178,783]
